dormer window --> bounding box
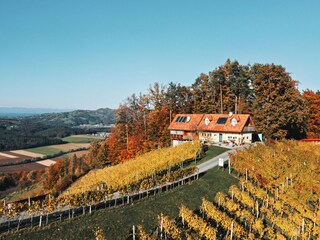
[204,117,210,125]
[231,118,237,126]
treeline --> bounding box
[0,120,112,152]
[0,119,82,151]
[90,59,320,164]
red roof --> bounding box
[168,113,255,133]
[300,138,320,142]
[168,114,204,131]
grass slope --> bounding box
[26,146,62,156]
[4,182,49,202]
[62,135,103,143]
[3,167,238,240]
[191,145,228,166]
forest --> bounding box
[94,59,320,165]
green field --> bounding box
[62,135,104,143]
[26,146,62,156]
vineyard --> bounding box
[125,141,320,239]
[0,141,201,224]
[63,140,201,196]
[1,140,319,239]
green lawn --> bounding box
[193,145,229,166]
[62,135,103,143]
[26,146,62,156]
[3,167,238,240]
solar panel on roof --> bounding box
[216,117,228,124]
[176,116,188,123]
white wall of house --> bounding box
[223,133,241,143]
[241,133,252,143]
[172,140,185,146]
[199,132,219,142]
[199,131,253,144]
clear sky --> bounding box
[0,1,319,110]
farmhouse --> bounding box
[168,113,256,146]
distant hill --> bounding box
[0,108,116,151]
[24,108,116,127]
[0,107,73,117]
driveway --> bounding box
[197,145,246,173]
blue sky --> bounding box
[0,1,319,110]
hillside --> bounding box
[0,147,235,240]
[0,108,115,151]
[24,108,115,127]
[1,167,236,240]
[1,141,319,239]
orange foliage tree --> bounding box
[303,89,320,138]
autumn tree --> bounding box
[106,126,125,163]
[210,59,252,114]
[191,59,252,114]
[191,73,216,113]
[303,89,320,137]
[164,82,193,114]
[145,107,171,150]
[44,156,88,192]
[106,94,149,162]
[251,64,308,139]
[84,141,109,167]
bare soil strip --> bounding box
[0,163,47,173]
[36,159,56,167]
[0,152,31,164]
[0,152,18,159]
[10,150,45,158]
